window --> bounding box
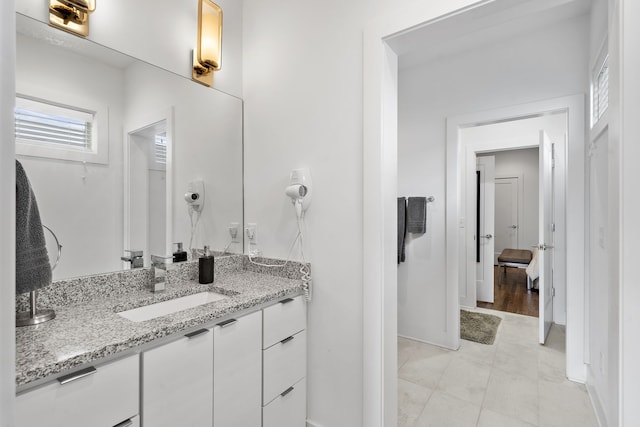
[15,94,108,164]
[154,133,167,165]
[16,96,94,150]
[592,55,609,124]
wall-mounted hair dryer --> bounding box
[286,184,308,218]
[285,184,308,200]
[185,180,205,212]
[286,168,312,217]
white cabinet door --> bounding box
[16,354,139,427]
[263,378,306,427]
[213,311,262,427]
[142,328,213,427]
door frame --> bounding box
[363,3,587,425]
[448,96,584,381]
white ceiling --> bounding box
[386,0,593,70]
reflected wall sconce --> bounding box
[192,0,223,87]
[49,0,96,37]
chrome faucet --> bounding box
[150,255,174,293]
[121,250,144,268]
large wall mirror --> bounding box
[16,13,244,281]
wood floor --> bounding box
[477,266,539,317]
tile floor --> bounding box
[398,308,598,427]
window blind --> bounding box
[15,96,93,150]
[154,133,167,164]
[593,56,609,123]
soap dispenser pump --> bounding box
[173,242,188,262]
[199,245,214,284]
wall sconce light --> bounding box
[49,0,96,37]
[192,0,223,87]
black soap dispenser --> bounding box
[199,245,214,284]
[173,242,188,262]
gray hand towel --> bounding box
[16,160,52,294]
[398,197,407,264]
[407,197,427,234]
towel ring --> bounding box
[43,224,62,271]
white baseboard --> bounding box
[307,420,323,427]
[586,381,608,426]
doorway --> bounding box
[477,147,540,317]
[123,108,174,269]
[456,111,568,342]
[364,1,590,423]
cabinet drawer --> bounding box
[263,377,306,427]
[263,330,306,405]
[16,354,139,427]
[263,295,306,349]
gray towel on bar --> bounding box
[407,197,427,234]
[16,160,51,294]
[398,197,407,264]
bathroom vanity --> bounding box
[15,255,308,427]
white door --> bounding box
[539,131,554,343]
[476,156,495,303]
[494,177,519,264]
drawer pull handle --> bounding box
[280,335,295,344]
[185,328,210,339]
[281,386,294,397]
[113,419,133,427]
[217,318,238,328]
[280,298,294,304]
[57,366,97,385]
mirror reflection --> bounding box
[16,13,244,281]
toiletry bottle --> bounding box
[173,242,188,262]
[199,245,214,284]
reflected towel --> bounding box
[398,197,407,263]
[16,160,51,294]
[407,197,426,234]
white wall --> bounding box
[397,15,588,345]
[478,148,539,250]
[0,4,15,426]
[242,0,371,424]
[16,34,126,280]
[16,0,243,98]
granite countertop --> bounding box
[16,256,306,390]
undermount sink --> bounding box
[117,291,228,322]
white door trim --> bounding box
[0,4,16,427]
[446,95,585,382]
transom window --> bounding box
[15,94,107,164]
[591,53,609,128]
[15,95,94,151]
